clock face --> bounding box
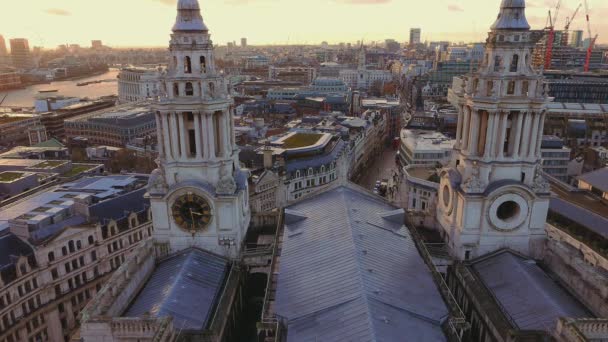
[171,193,212,233]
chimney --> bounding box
[263,146,273,169]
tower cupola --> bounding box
[173,0,208,32]
[491,0,530,31]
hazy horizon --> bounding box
[0,0,606,49]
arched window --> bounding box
[522,81,529,96]
[209,82,215,97]
[486,80,494,97]
[62,246,68,256]
[295,170,301,178]
[173,83,179,97]
[493,55,502,72]
[76,240,82,250]
[184,56,192,73]
[321,166,326,174]
[510,54,519,72]
[185,82,194,96]
[173,56,178,68]
[48,252,55,262]
[200,56,207,73]
[88,236,94,245]
[68,241,75,253]
[308,168,313,176]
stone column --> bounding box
[222,111,231,158]
[155,112,165,159]
[455,105,464,148]
[512,112,524,159]
[497,112,507,159]
[462,106,471,150]
[535,113,546,156]
[163,114,172,160]
[483,112,496,159]
[468,109,480,156]
[170,113,180,160]
[201,112,209,159]
[519,113,532,158]
[489,111,500,158]
[178,112,188,158]
[529,113,540,158]
[194,113,203,160]
[206,113,216,158]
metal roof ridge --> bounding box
[341,188,378,342]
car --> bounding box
[375,180,382,187]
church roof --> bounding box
[490,0,531,31]
[470,250,591,332]
[173,0,208,32]
[275,185,448,341]
[123,249,229,331]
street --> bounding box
[356,147,407,208]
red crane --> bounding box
[545,0,561,69]
[583,0,597,72]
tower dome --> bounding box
[173,0,208,32]
[490,0,530,31]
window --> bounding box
[493,55,502,72]
[522,81,529,96]
[509,54,519,72]
[184,56,192,73]
[200,56,206,73]
[76,240,82,250]
[48,252,55,262]
[51,269,58,280]
[507,81,515,95]
[185,82,194,96]
[173,83,179,97]
[486,80,493,97]
[61,246,67,256]
[88,236,94,245]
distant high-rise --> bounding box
[569,30,584,48]
[409,28,421,46]
[0,35,7,56]
[241,37,247,47]
[91,40,103,49]
[10,38,34,69]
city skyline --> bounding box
[0,0,606,48]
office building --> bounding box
[9,38,34,70]
[241,37,247,47]
[117,67,160,103]
[91,40,103,49]
[540,135,572,182]
[409,28,421,46]
[398,129,454,167]
[0,69,21,90]
[0,35,7,55]
[64,102,157,147]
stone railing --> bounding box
[80,239,156,321]
[546,224,608,272]
[110,317,173,339]
[556,318,608,341]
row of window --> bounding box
[48,235,95,263]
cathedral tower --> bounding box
[437,0,552,260]
[148,0,250,259]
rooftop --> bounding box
[577,168,608,193]
[275,185,449,341]
[0,171,27,182]
[123,249,229,331]
[401,129,455,151]
[470,250,591,333]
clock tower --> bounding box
[437,0,552,260]
[148,0,250,259]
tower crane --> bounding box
[583,0,597,72]
[562,3,582,47]
[544,0,561,69]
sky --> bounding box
[0,0,606,48]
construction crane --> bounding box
[561,3,582,47]
[583,0,597,72]
[544,0,561,69]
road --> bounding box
[356,147,407,207]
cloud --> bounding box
[448,4,464,12]
[333,0,391,4]
[45,8,71,16]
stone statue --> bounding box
[461,163,485,193]
[532,164,550,193]
[216,168,237,195]
[147,167,168,194]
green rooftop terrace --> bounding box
[33,160,67,168]
[281,133,324,149]
[0,172,25,182]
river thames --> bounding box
[0,69,120,108]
